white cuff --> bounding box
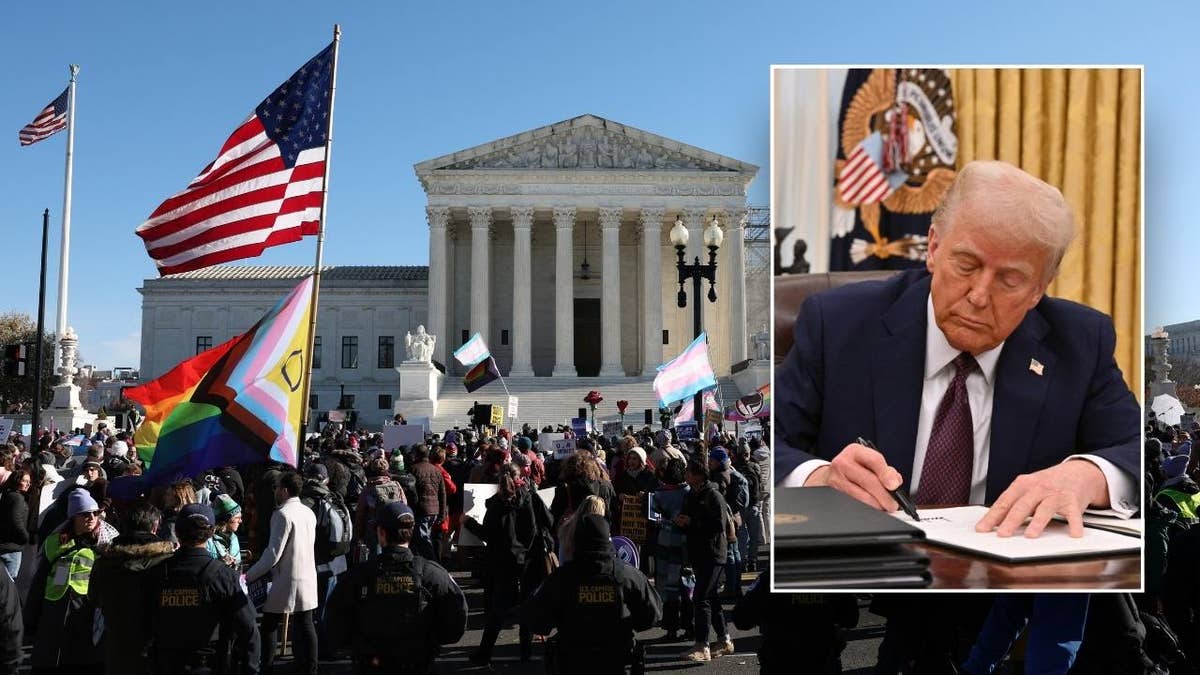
[780,459,831,488]
[1065,454,1138,518]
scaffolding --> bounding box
[744,206,770,346]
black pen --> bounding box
[856,437,921,521]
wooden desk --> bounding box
[914,542,1140,590]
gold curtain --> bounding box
[950,68,1141,396]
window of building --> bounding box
[309,394,318,410]
[313,336,322,369]
[378,336,395,369]
[461,329,469,345]
[662,330,670,345]
[378,394,392,410]
[340,393,356,409]
[501,329,509,346]
[342,336,358,369]
[196,336,213,355]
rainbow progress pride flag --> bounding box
[140,276,314,485]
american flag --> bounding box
[136,43,334,276]
[18,87,69,147]
[837,132,894,205]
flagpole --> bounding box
[53,64,79,374]
[297,25,340,459]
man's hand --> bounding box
[804,442,904,511]
[974,459,1108,538]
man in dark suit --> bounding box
[775,161,1139,538]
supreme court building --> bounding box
[139,114,760,427]
[419,114,758,378]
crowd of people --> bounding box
[0,416,1185,673]
[0,418,772,674]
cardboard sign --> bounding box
[0,419,13,443]
[675,421,699,441]
[601,419,623,437]
[537,432,565,454]
[552,439,577,460]
[407,416,432,434]
[327,410,346,423]
[382,424,424,451]
[619,493,648,545]
[507,396,519,419]
[571,417,590,436]
[704,409,723,429]
[461,483,556,547]
[490,405,504,427]
[612,536,639,568]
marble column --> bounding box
[552,207,576,377]
[426,207,450,366]
[468,206,492,350]
[510,206,535,376]
[598,206,624,376]
[725,207,749,362]
[640,207,665,374]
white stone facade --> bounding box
[138,266,428,428]
[417,114,758,378]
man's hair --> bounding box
[932,160,1076,282]
[176,514,215,546]
[380,514,416,545]
[122,501,163,535]
[278,470,303,497]
[686,458,710,481]
[412,444,429,462]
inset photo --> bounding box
[771,67,1142,590]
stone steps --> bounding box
[429,376,742,431]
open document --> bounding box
[892,506,1141,562]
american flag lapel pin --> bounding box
[1029,358,1044,376]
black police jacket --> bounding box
[521,553,662,655]
[150,546,261,673]
[326,545,467,664]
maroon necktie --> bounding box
[915,352,977,506]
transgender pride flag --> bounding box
[653,333,718,407]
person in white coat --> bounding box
[245,470,318,674]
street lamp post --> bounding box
[671,214,723,430]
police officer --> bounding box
[151,502,261,674]
[733,569,858,673]
[326,501,467,673]
[522,514,663,674]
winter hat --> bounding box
[1163,454,1189,482]
[497,437,510,450]
[67,489,100,518]
[213,494,241,522]
[108,440,128,457]
[445,442,458,455]
[303,463,329,481]
[709,447,730,465]
[511,451,531,468]
[515,436,532,451]
[375,500,415,529]
[367,458,390,478]
[627,447,647,465]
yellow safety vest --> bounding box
[42,536,96,602]
[1158,488,1200,523]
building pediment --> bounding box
[414,114,757,177]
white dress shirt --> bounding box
[782,296,1137,518]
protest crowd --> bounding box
[0,415,776,675]
[0,415,1186,673]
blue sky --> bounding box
[1,1,1193,368]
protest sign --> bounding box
[0,419,13,442]
[618,493,647,544]
[382,424,424,451]
[612,536,639,568]
[571,417,590,436]
[675,421,699,441]
[461,483,556,547]
[552,439,576,460]
[490,405,504,427]
[601,419,623,437]
[507,396,519,419]
[537,432,565,453]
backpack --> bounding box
[313,493,353,563]
[364,480,403,513]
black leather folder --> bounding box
[774,486,926,549]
